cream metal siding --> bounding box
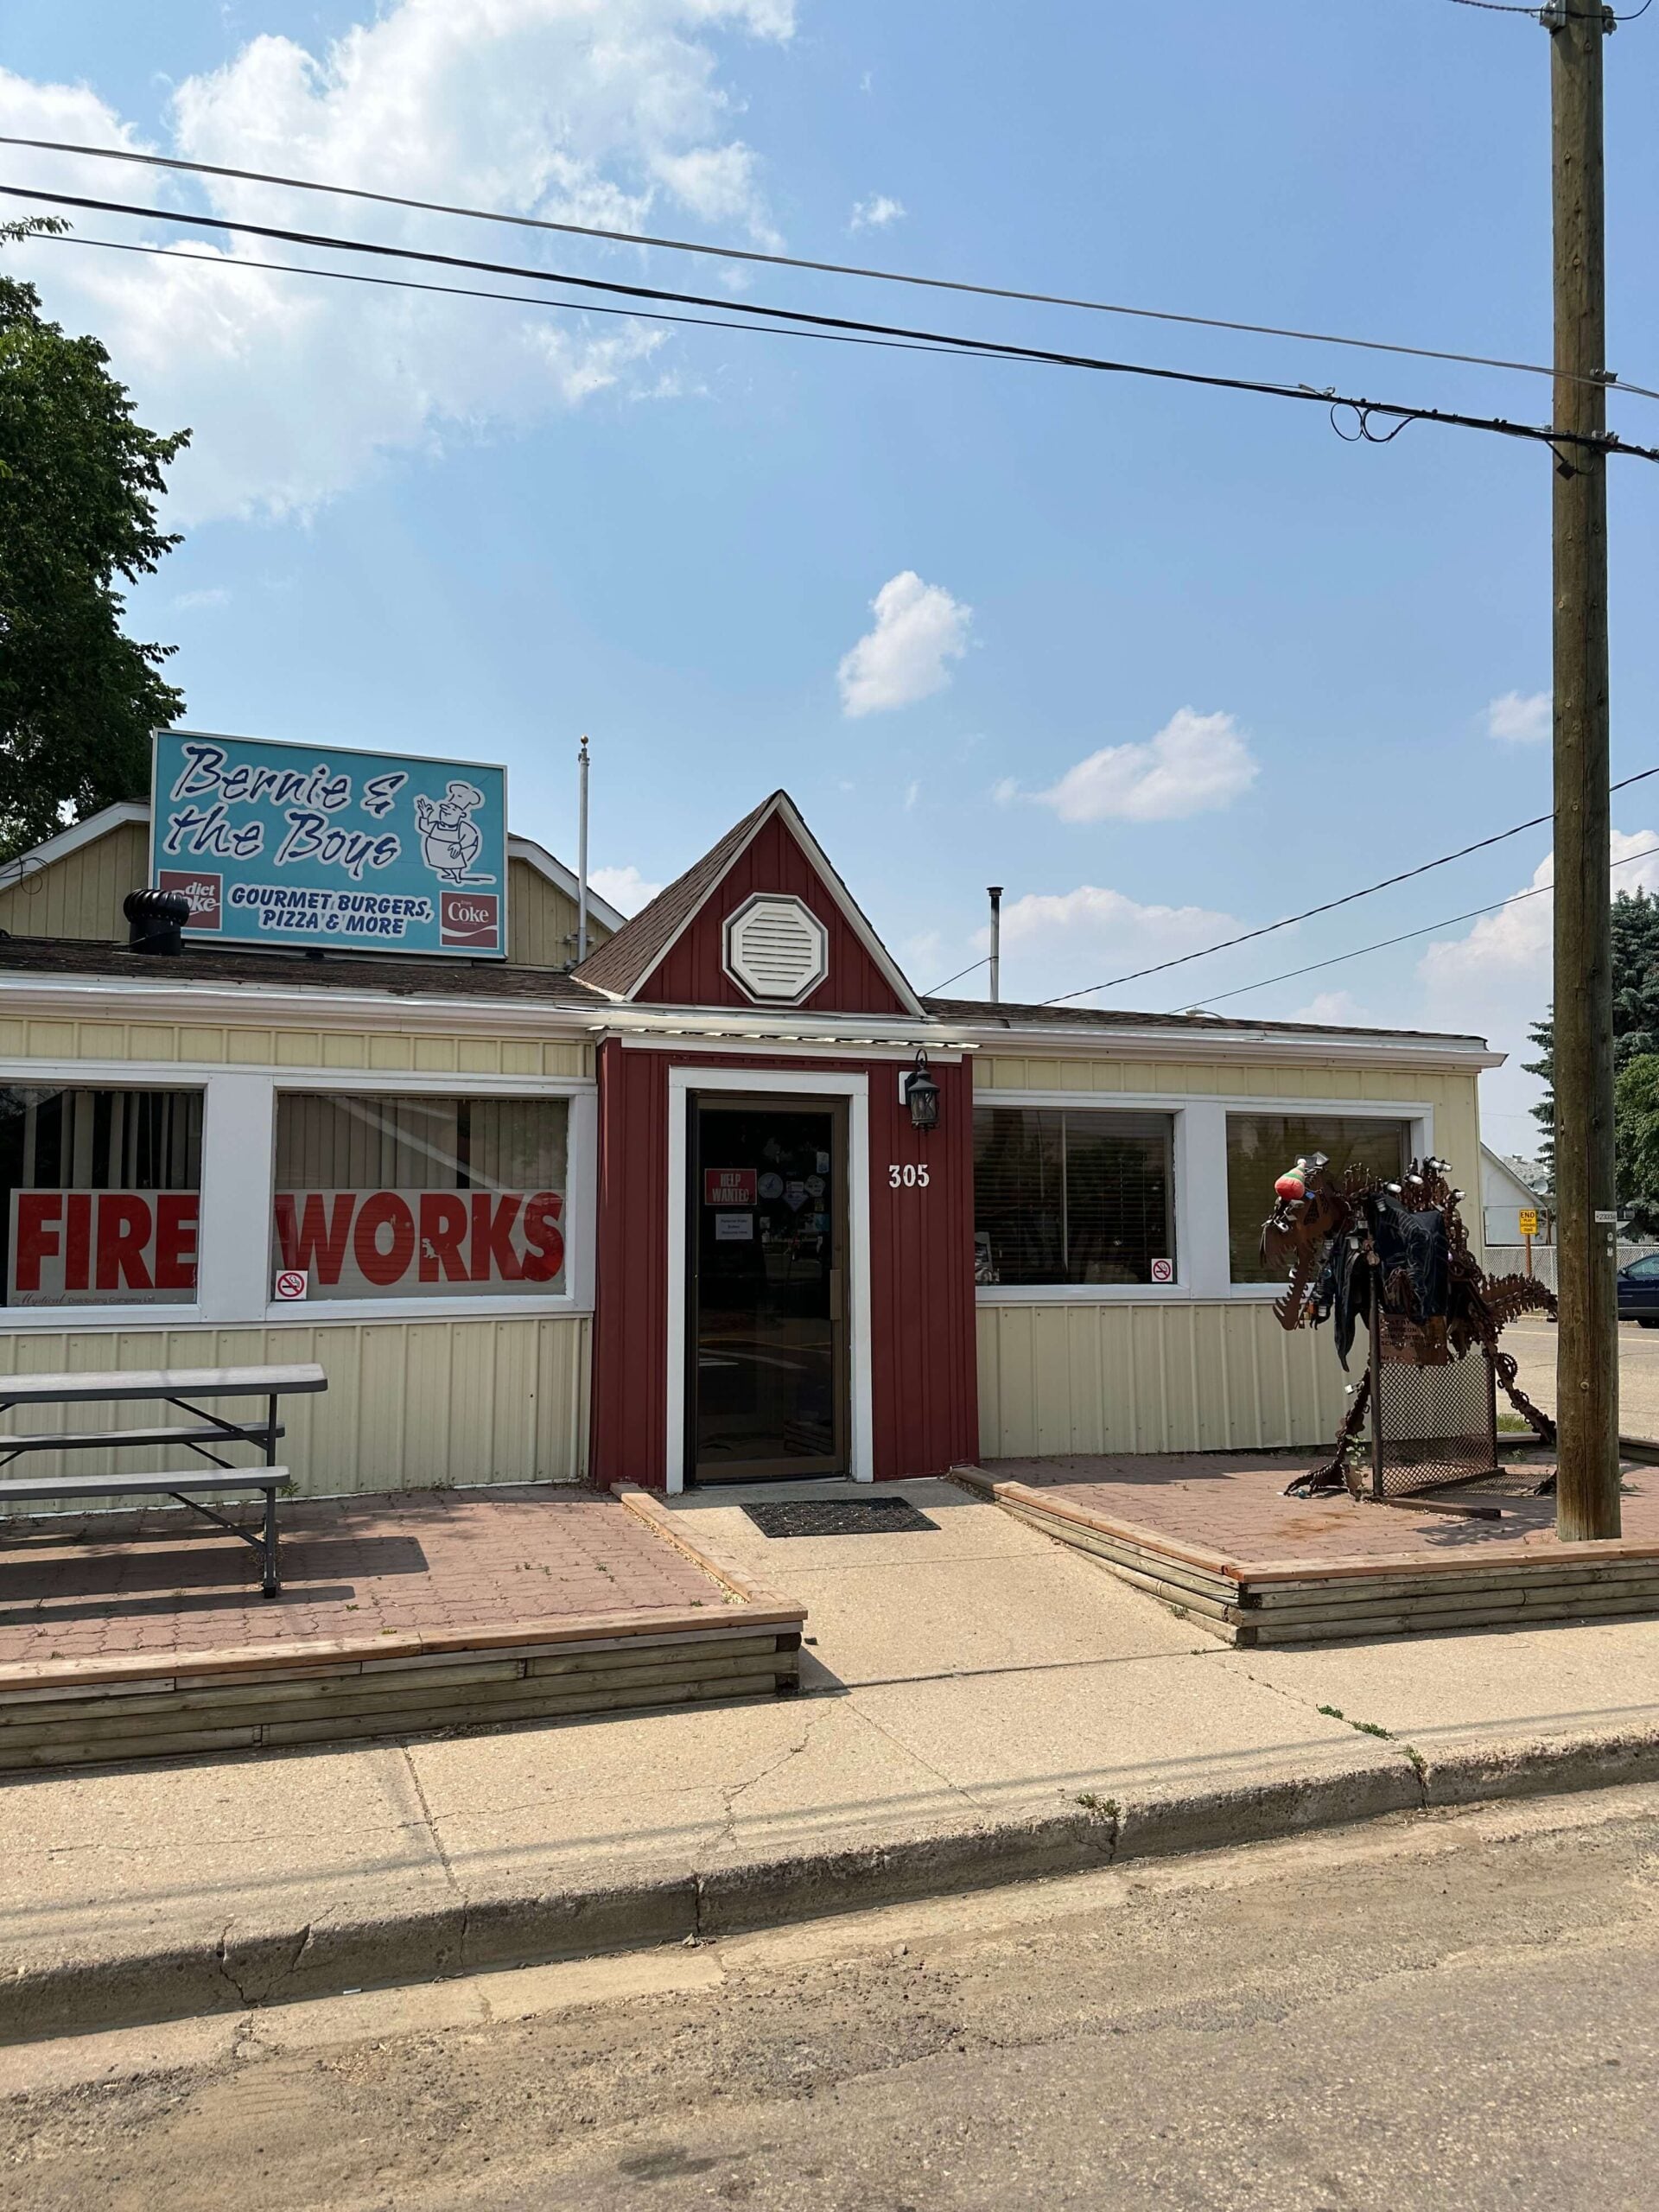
[972,1048,1484,1459]
[0,1014,592,1083]
[976,1299,1351,1455]
[0,1315,590,1495]
[0,819,149,942]
[508,855,598,968]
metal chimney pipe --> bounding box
[988,885,1003,1004]
[576,734,590,965]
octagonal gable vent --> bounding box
[722,893,830,1005]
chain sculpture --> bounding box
[1260,1153,1558,1497]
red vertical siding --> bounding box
[638,815,912,1016]
[867,1055,979,1478]
[589,1039,671,1490]
[589,1044,978,1488]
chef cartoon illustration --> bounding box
[414,780,495,885]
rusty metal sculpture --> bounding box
[1261,1154,1557,1497]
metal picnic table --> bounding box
[0,1363,328,1596]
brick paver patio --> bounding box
[983,1451,1659,1572]
[0,1486,732,1670]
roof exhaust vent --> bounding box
[124,887,191,957]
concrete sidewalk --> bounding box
[8,1474,1659,2042]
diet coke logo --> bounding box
[440,889,499,950]
[159,868,222,929]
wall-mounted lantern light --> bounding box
[903,1049,940,1132]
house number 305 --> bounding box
[887,1163,931,1188]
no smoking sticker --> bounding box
[1149,1257,1173,1284]
[274,1269,309,1301]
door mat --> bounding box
[741,1497,939,1539]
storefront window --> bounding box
[973,1107,1176,1286]
[270,1094,569,1301]
[1226,1113,1410,1284]
[0,1086,203,1307]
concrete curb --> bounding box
[8,1724,1659,2046]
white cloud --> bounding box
[903,779,920,811]
[1485,690,1551,744]
[1289,988,1373,1028]
[588,863,664,916]
[988,884,1243,1007]
[1028,708,1258,823]
[1420,829,1659,1002]
[1415,830,1659,1141]
[837,570,971,717]
[849,194,904,231]
[0,1,791,523]
[171,586,232,610]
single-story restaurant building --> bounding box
[0,752,1497,1497]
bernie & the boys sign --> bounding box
[149,729,509,958]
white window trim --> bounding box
[971,1090,1432,1306]
[664,1064,873,1496]
[0,1060,595,1330]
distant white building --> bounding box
[1481,1143,1549,1246]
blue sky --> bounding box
[4,0,1658,1154]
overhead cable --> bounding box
[5,184,1656,467]
[32,232,1017,368]
[925,955,991,995]
[3,130,1649,401]
[1181,841,1659,1013]
[1043,762,1659,1005]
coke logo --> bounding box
[440,890,499,950]
[159,868,221,928]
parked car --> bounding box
[1618,1250,1659,1325]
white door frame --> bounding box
[665,1065,873,1494]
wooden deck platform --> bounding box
[953,1452,1659,1645]
[0,1484,804,1770]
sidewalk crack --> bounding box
[710,1703,819,1857]
[1220,1656,1430,1808]
[401,1745,462,1895]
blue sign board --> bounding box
[149,730,509,959]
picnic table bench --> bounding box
[0,1363,327,1596]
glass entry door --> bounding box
[689,1097,848,1483]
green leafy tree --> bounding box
[1616,1054,1659,1236]
[1529,887,1659,1197]
[0,218,189,862]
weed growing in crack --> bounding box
[1074,1793,1119,1821]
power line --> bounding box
[1043,762,1659,1006]
[926,956,991,995]
[1180,840,1659,1012]
[1449,1,1654,17]
[32,231,1021,370]
[7,183,1657,467]
[4,130,1651,403]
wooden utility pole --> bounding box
[1548,0,1619,1540]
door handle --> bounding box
[828,1266,843,1322]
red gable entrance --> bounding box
[574,791,921,1019]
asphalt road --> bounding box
[9,1783,1659,2210]
[1504,1315,1659,1434]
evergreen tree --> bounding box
[1617,1054,1659,1236]
[1529,887,1659,1199]
[0,219,188,861]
